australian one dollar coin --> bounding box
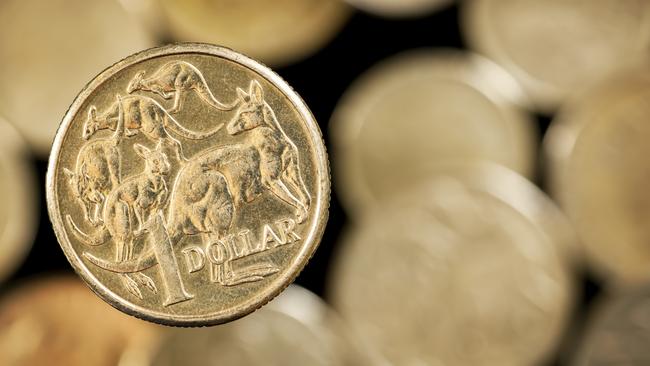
[46,43,330,326]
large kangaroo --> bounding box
[64,95,125,226]
[83,94,224,161]
[126,61,238,114]
[226,80,311,223]
[66,142,171,299]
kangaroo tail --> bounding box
[164,113,225,140]
[65,215,110,246]
[195,81,239,112]
[83,250,157,273]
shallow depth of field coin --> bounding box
[462,0,650,112]
[330,49,536,215]
[545,69,650,284]
[46,43,330,326]
[329,167,572,366]
[159,0,351,66]
[573,286,650,366]
[0,276,162,366]
[344,0,454,17]
[0,0,154,155]
[0,117,37,284]
[152,286,361,365]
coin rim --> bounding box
[46,43,330,327]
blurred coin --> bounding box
[151,285,363,366]
[0,276,163,366]
[545,69,650,284]
[329,165,573,366]
[158,0,351,66]
[462,0,650,112]
[0,0,154,155]
[330,49,536,216]
[0,117,37,284]
[573,286,650,366]
[344,0,453,17]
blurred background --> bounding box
[1,0,649,365]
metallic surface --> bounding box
[545,69,650,284]
[46,44,330,326]
[158,0,351,66]
[462,0,650,112]
[0,0,154,155]
[151,285,362,365]
[329,165,572,365]
[344,0,454,17]
[574,286,650,366]
[0,276,162,366]
[330,49,536,216]
[0,117,37,284]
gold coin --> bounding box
[330,49,536,216]
[462,0,650,112]
[329,165,573,366]
[545,69,650,284]
[151,285,359,365]
[46,43,330,326]
[0,276,163,366]
[574,286,650,366]
[0,0,155,156]
[345,0,453,17]
[158,0,351,66]
[0,116,37,284]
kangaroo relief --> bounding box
[66,142,171,299]
[50,45,329,326]
[127,61,238,114]
[226,80,311,223]
[64,95,125,226]
[83,94,225,161]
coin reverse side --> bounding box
[46,43,330,326]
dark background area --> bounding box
[9,4,601,365]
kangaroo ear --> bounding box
[249,80,263,103]
[133,143,150,158]
[63,168,76,182]
[236,87,248,102]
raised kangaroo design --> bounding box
[127,60,238,114]
[226,80,311,223]
[82,144,275,285]
[64,95,125,226]
[83,94,224,161]
[66,142,171,299]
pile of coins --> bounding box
[0,0,649,365]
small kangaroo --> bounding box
[226,80,311,223]
[64,95,125,226]
[126,60,238,114]
[66,142,171,299]
[83,94,225,161]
